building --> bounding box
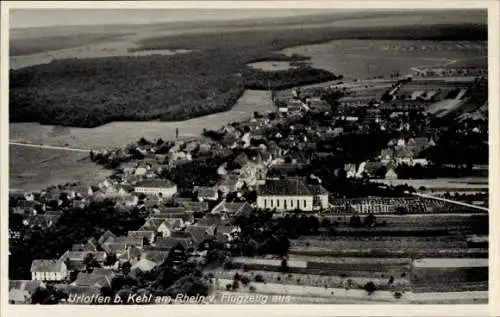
[211,201,253,216]
[256,178,314,211]
[195,186,219,201]
[30,260,68,281]
[134,179,177,198]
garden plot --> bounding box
[208,269,411,291]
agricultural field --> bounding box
[280,40,487,80]
[220,207,488,303]
[9,145,111,192]
[208,269,411,291]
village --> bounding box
[8,70,489,304]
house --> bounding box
[385,166,398,180]
[131,258,158,273]
[156,218,184,237]
[72,271,114,289]
[344,164,357,178]
[196,214,225,227]
[379,148,393,164]
[359,161,384,178]
[135,167,148,176]
[412,158,429,167]
[59,251,107,266]
[141,217,167,231]
[113,236,144,248]
[179,200,209,213]
[394,147,414,165]
[142,251,169,266]
[154,209,191,222]
[128,230,156,245]
[12,200,39,216]
[118,245,143,263]
[256,178,314,211]
[233,152,250,168]
[406,137,429,154]
[120,162,137,174]
[215,176,243,195]
[71,240,98,252]
[144,195,163,209]
[287,99,304,112]
[186,225,216,244]
[154,237,192,250]
[215,225,241,242]
[117,195,139,207]
[98,230,117,246]
[195,186,219,201]
[134,179,177,198]
[221,133,239,148]
[29,214,60,230]
[30,260,68,281]
[211,201,253,216]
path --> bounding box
[411,58,457,74]
[9,142,90,153]
[411,192,489,212]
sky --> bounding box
[10,9,338,29]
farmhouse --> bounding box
[30,259,68,281]
[134,179,177,198]
[195,186,219,201]
[256,178,315,211]
[211,201,253,216]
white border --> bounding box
[1,1,499,317]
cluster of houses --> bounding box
[10,196,250,304]
[343,136,436,180]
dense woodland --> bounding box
[10,23,486,127]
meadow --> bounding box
[9,145,111,191]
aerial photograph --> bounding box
[7,7,489,305]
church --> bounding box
[256,178,329,212]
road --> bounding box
[9,142,90,153]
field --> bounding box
[280,40,487,80]
[215,210,488,303]
[9,145,111,191]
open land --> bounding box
[9,145,111,192]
